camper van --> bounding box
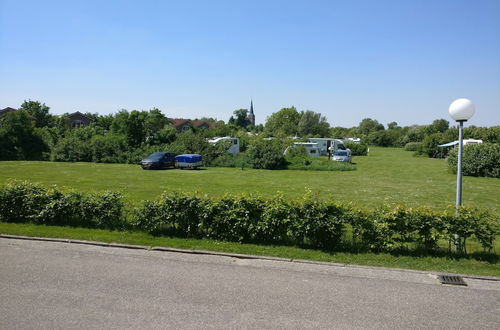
[307,138,347,156]
[208,137,240,155]
[287,142,320,157]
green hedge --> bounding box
[0,181,124,229]
[1,181,498,253]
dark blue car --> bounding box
[140,152,177,170]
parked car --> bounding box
[175,154,203,169]
[140,152,177,169]
[331,150,352,163]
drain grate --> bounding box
[438,275,467,286]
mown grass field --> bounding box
[1,147,498,215]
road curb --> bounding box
[1,233,499,281]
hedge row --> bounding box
[1,181,498,253]
[0,181,124,229]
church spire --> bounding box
[247,99,255,126]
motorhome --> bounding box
[307,138,347,156]
[208,137,240,155]
[287,142,320,157]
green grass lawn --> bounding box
[1,147,499,215]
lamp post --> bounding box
[448,98,475,212]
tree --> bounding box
[19,100,51,128]
[144,108,168,137]
[387,121,400,130]
[228,109,249,128]
[0,110,48,160]
[264,107,301,137]
[297,110,330,137]
[247,139,287,169]
[358,118,384,136]
[429,119,449,134]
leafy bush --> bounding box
[344,142,368,156]
[293,198,345,248]
[132,193,205,237]
[418,133,448,158]
[202,196,265,241]
[447,143,500,178]
[404,142,422,152]
[207,153,251,169]
[247,139,287,170]
[0,181,125,230]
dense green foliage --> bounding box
[0,181,123,229]
[1,181,497,255]
[447,143,500,178]
[344,142,368,156]
[247,139,287,170]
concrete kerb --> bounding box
[1,233,499,282]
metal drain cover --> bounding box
[438,275,467,286]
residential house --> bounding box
[68,111,94,127]
[170,119,215,132]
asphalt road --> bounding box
[1,238,499,329]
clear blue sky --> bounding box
[1,0,499,127]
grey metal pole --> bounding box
[456,120,464,211]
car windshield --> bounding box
[148,152,165,159]
[335,151,348,156]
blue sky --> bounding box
[1,0,499,127]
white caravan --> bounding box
[307,138,347,156]
[208,137,240,155]
[286,142,321,157]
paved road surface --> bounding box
[1,238,499,329]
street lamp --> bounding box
[448,98,475,211]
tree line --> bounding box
[1,100,499,166]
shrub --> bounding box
[132,193,205,237]
[444,207,498,253]
[202,196,265,241]
[418,133,448,158]
[247,139,287,170]
[257,196,297,242]
[344,142,368,156]
[293,199,345,248]
[208,153,251,169]
[0,181,125,230]
[447,143,500,178]
[0,181,50,223]
[404,142,421,152]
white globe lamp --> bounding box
[449,98,475,122]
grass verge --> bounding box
[1,222,498,277]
